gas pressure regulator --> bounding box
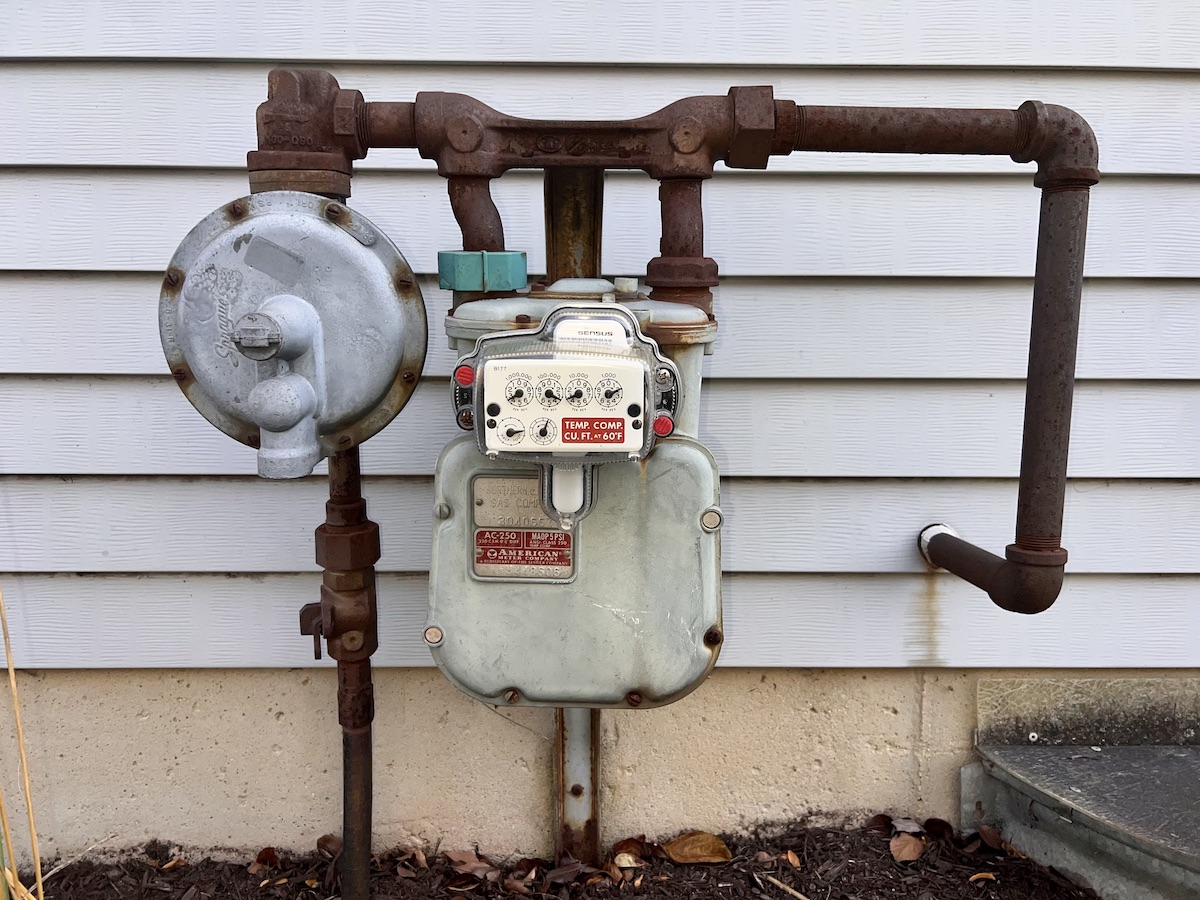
[159,192,427,478]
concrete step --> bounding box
[962,677,1200,899]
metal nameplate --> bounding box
[472,475,574,580]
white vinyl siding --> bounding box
[1,3,1197,669]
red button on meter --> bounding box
[454,365,475,386]
[652,414,674,437]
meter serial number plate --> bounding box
[472,476,574,580]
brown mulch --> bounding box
[36,816,1099,900]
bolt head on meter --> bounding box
[452,304,680,464]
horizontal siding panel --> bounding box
[7,64,1194,176]
[4,273,1197,380]
[4,376,1198,479]
[0,476,1194,574]
[3,1,1197,69]
[3,572,1198,670]
[2,170,1195,279]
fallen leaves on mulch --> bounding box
[36,815,1099,899]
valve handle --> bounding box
[299,602,324,660]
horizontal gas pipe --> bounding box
[792,103,1098,612]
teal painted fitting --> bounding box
[438,250,528,292]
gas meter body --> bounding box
[427,279,722,709]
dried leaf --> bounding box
[446,873,481,892]
[663,831,732,864]
[633,874,643,888]
[161,858,186,871]
[604,860,623,881]
[864,813,893,834]
[1001,840,1026,859]
[584,874,606,887]
[504,877,533,895]
[922,818,954,842]
[962,837,982,854]
[246,863,266,877]
[304,879,319,888]
[546,861,586,883]
[969,872,998,883]
[753,851,775,864]
[396,864,418,879]
[613,836,649,858]
[445,850,499,880]
[257,879,270,889]
[272,878,288,886]
[784,849,801,869]
[317,834,343,859]
[255,847,280,868]
[889,833,925,862]
[892,817,924,834]
[614,852,643,869]
[978,825,1005,850]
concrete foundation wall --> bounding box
[1,667,1194,863]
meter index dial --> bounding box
[595,377,623,408]
[537,376,564,407]
[566,377,592,408]
[504,376,532,408]
[530,417,557,445]
[497,418,525,445]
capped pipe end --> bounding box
[918,523,960,567]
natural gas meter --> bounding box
[427,278,722,709]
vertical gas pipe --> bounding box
[248,69,379,900]
[544,167,605,865]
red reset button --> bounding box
[652,414,674,437]
[454,365,475,386]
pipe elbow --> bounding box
[1011,101,1100,188]
[988,549,1066,614]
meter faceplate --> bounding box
[452,304,680,464]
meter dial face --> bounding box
[505,376,532,408]
[530,417,557,445]
[566,378,592,408]
[537,376,564,407]
[497,418,525,445]
[595,377,623,408]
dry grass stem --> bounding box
[763,874,812,900]
[2,869,34,900]
[42,833,119,881]
[0,579,42,900]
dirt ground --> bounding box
[37,815,1099,900]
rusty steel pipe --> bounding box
[793,100,1099,188]
[545,168,604,282]
[1015,186,1089,549]
[448,176,506,252]
[340,660,374,900]
[364,101,416,148]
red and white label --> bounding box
[561,417,625,444]
[475,529,572,566]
